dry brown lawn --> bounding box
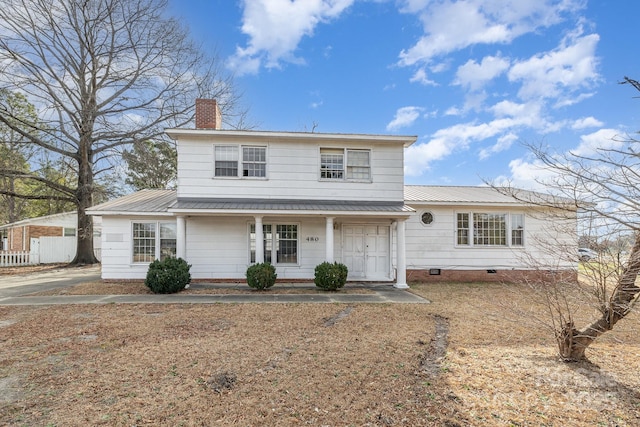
[1,276,640,426]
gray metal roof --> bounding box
[170,198,413,213]
[405,185,547,206]
[87,189,177,214]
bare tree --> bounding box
[0,90,40,224]
[0,0,244,263]
[493,77,640,361]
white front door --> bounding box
[343,225,390,280]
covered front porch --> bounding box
[169,198,414,288]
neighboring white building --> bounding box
[87,99,576,286]
[0,211,102,262]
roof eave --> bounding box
[86,210,173,217]
[167,208,414,217]
[165,128,417,147]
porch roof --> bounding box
[168,198,414,216]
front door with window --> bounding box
[342,225,390,280]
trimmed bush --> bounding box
[145,257,191,294]
[246,262,277,290]
[314,262,348,291]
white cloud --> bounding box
[570,128,623,157]
[228,0,354,74]
[508,31,600,100]
[405,119,512,175]
[478,133,518,159]
[404,98,554,175]
[503,157,556,190]
[571,116,603,130]
[502,128,625,189]
[409,68,437,86]
[397,0,584,67]
[386,106,424,131]
[454,55,510,90]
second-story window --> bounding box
[320,148,371,181]
[242,146,266,177]
[320,148,344,179]
[346,149,370,180]
[214,145,266,178]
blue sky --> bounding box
[167,0,639,188]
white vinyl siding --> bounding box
[177,139,404,202]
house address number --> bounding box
[306,236,320,242]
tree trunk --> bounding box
[71,139,98,265]
[559,232,640,361]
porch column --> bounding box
[255,215,264,263]
[394,219,409,289]
[176,216,187,259]
[325,217,334,263]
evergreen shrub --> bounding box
[314,262,348,291]
[145,257,191,294]
[246,262,277,290]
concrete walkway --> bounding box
[0,266,428,305]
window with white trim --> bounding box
[214,145,266,178]
[456,212,524,247]
[511,214,524,246]
[132,222,176,263]
[320,148,371,181]
[320,148,344,179]
[249,223,298,264]
[346,149,370,180]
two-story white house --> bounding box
[88,99,576,286]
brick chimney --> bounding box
[195,98,222,129]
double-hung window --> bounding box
[214,145,266,178]
[511,214,524,246]
[249,223,298,264]
[320,148,344,179]
[346,149,370,180]
[132,222,177,263]
[456,213,524,247]
[320,148,371,181]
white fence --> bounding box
[39,236,77,264]
[0,236,101,267]
[0,251,39,267]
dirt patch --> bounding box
[418,314,449,377]
[323,306,353,326]
[207,371,237,393]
